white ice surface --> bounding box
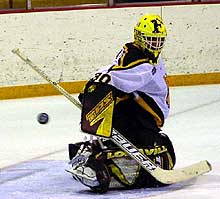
[0,84,220,199]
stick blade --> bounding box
[152,160,212,184]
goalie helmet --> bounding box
[134,14,167,59]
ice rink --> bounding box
[0,84,220,199]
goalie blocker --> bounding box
[67,81,176,193]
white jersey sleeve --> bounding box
[90,43,170,122]
[97,63,153,93]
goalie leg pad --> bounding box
[104,139,175,189]
[68,141,111,193]
[67,133,175,191]
[86,157,111,193]
[70,157,111,193]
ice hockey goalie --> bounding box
[67,13,176,193]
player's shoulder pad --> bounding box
[110,42,149,71]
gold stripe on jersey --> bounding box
[111,58,148,70]
[135,96,163,127]
[110,43,149,71]
[115,95,130,104]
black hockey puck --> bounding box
[37,113,49,124]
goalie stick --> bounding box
[12,48,212,185]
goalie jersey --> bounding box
[90,42,170,127]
